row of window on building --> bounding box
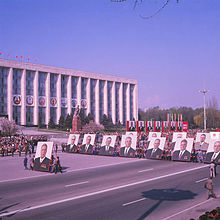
[0,67,135,125]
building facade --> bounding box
[0,59,138,126]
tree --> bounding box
[0,118,18,135]
[64,114,72,129]
[58,115,65,129]
[48,117,56,129]
[84,113,94,124]
[82,121,104,133]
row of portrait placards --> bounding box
[33,131,220,172]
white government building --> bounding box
[0,58,138,126]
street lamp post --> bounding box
[199,90,209,130]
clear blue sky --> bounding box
[1,0,220,110]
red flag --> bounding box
[20,56,23,58]
[16,56,18,59]
[0,52,3,55]
[7,53,10,57]
[28,58,30,62]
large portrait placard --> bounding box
[99,135,116,156]
[172,138,193,161]
[80,134,96,154]
[204,139,220,164]
[172,132,187,142]
[34,142,53,172]
[137,121,145,132]
[120,134,137,157]
[66,134,80,153]
[146,137,166,159]
[194,133,210,151]
[148,132,161,141]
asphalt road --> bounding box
[0,158,219,220]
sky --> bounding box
[0,0,220,110]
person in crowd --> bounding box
[30,155,35,171]
[55,144,58,153]
[55,156,62,174]
[205,177,217,200]
[34,144,50,171]
[120,136,135,157]
[197,150,204,163]
[172,139,191,161]
[209,162,216,178]
[99,137,114,156]
[24,155,28,170]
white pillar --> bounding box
[33,71,39,125]
[103,80,108,116]
[133,84,138,121]
[86,78,91,115]
[45,72,50,126]
[7,68,13,121]
[77,77,81,108]
[21,69,26,125]
[57,74,61,124]
[126,83,130,122]
[112,81,116,124]
[67,75,72,115]
[119,82,123,124]
[95,79,100,123]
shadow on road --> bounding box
[137,188,197,220]
[0,202,20,214]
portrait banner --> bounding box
[146,137,166,159]
[128,121,136,132]
[38,96,46,107]
[172,138,193,161]
[146,121,154,132]
[177,121,183,131]
[210,132,220,140]
[99,135,117,156]
[81,99,87,109]
[162,121,169,132]
[170,121,177,132]
[66,134,80,153]
[204,139,220,164]
[120,134,137,157]
[148,132,161,141]
[34,142,53,172]
[80,134,96,154]
[12,95,21,106]
[137,121,145,132]
[26,95,34,106]
[154,121,161,132]
[195,133,210,151]
[172,132,187,142]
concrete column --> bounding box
[133,84,138,121]
[86,78,91,115]
[33,71,39,125]
[21,69,26,125]
[7,68,13,121]
[77,77,81,108]
[112,81,116,124]
[126,83,130,122]
[67,75,72,115]
[45,72,50,126]
[103,80,108,116]
[95,79,100,123]
[57,74,61,124]
[119,82,123,124]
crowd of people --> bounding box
[193,206,220,220]
[0,135,47,157]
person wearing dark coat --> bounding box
[120,136,135,157]
[172,139,191,161]
[99,137,114,156]
[145,138,163,159]
[55,156,62,174]
[80,135,93,154]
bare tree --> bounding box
[0,118,19,136]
